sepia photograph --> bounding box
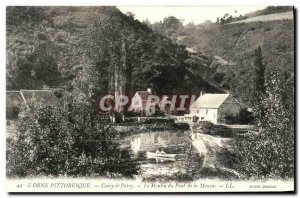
[5,4,295,193]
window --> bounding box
[206,110,208,114]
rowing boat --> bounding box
[146,151,177,159]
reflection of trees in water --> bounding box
[130,136,141,154]
[122,131,207,180]
[184,144,204,177]
[125,131,205,171]
[129,131,186,153]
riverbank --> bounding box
[192,122,256,138]
[112,121,189,133]
[192,134,242,179]
[114,119,250,182]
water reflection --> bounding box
[130,136,141,154]
[121,131,192,157]
[119,131,204,178]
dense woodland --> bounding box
[6,6,294,179]
[6,6,222,178]
[147,6,294,106]
[6,6,222,101]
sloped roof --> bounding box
[20,90,60,106]
[135,91,150,101]
[190,94,229,109]
[6,91,24,108]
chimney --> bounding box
[147,88,152,94]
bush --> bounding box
[143,118,174,124]
[201,122,214,128]
[234,69,294,179]
[152,110,165,117]
[213,72,225,84]
[201,123,235,138]
[123,111,141,117]
[216,148,240,170]
[172,122,190,130]
[192,115,199,122]
[223,108,254,125]
[238,108,254,124]
[224,115,239,124]
[6,97,139,178]
[172,172,193,182]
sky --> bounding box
[118,6,267,25]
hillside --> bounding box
[244,6,292,18]
[181,19,294,104]
[7,6,294,106]
[146,6,294,105]
[230,11,293,24]
[6,7,114,90]
[6,6,223,99]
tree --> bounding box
[260,67,294,178]
[220,17,225,24]
[234,10,238,17]
[162,16,183,30]
[7,94,139,178]
[223,13,229,19]
[74,14,134,109]
[142,19,151,27]
[253,46,266,126]
[238,108,254,124]
[8,43,62,90]
[6,6,46,26]
[161,16,183,40]
[77,12,210,99]
[235,67,294,179]
[125,11,135,19]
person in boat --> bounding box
[155,149,161,154]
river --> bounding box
[118,130,204,180]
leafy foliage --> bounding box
[149,13,294,106]
[8,43,62,89]
[7,7,47,26]
[235,67,294,179]
[253,46,266,123]
[7,95,139,178]
[7,6,222,98]
[238,108,254,124]
[74,10,222,100]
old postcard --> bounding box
[6,6,295,193]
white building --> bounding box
[189,93,244,124]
